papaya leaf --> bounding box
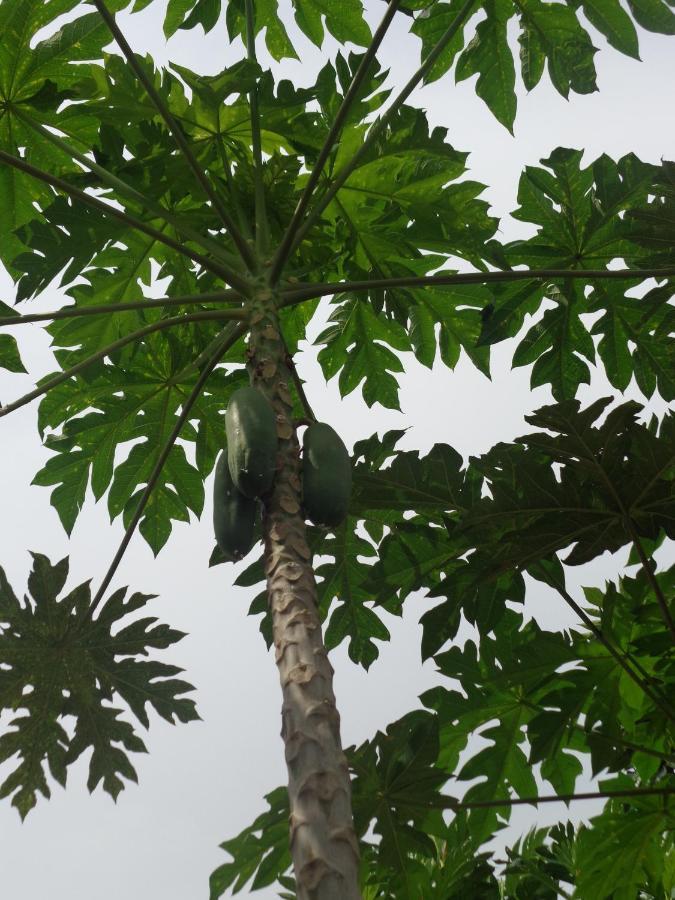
[625,159,675,267]
[32,354,246,551]
[0,553,198,819]
[350,712,449,869]
[0,334,26,374]
[502,823,576,899]
[455,0,517,132]
[414,0,672,123]
[209,786,292,898]
[575,785,675,899]
[319,519,389,670]
[171,0,371,60]
[316,298,411,410]
[460,398,675,570]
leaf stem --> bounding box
[269,0,402,282]
[540,570,675,724]
[173,323,242,381]
[279,267,675,305]
[283,0,477,261]
[376,0,413,14]
[12,107,242,269]
[83,322,247,624]
[92,0,256,271]
[286,352,316,422]
[575,728,673,764]
[0,290,240,327]
[216,137,253,241]
[0,149,249,292]
[244,0,268,258]
[447,786,674,811]
[0,310,246,419]
[519,698,673,764]
[626,523,675,643]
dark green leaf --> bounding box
[0,553,197,818]
[0,334,26,373]
[456,0,517,131]
[209,787,291,897]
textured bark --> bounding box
[247,284,362,899]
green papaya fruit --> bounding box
[302,423,352,527]
[213,451,258,561]
[225,386,278,498]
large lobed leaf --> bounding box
[485,150,674,400]
[163,0,371,59]
[414,0,674,128]
[344,397,674,663]
[32,345,250,553]
[0,0,114,273]
[0,553,198,818]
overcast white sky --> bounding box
[1,2,673,898]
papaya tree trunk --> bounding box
[247,285,362,899]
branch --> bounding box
[83,321,247,623]
[12,107,242,269]
[446,786,674,811]
[245,0,268,258]
[0,149,249,292]
[573,727,673,764]
[216,137,253,241]
[92,0,256,271]
[519,698,674,764]
[537,568,675,725]
[627,523,675,644]
[279,266,675,305]
[173,322,242,381]
[269,0,403,282]
[0,290,239,327]
[282,0,477,260]
[376,0,414,15]
[0,309,246,418]
[285,347,316,422]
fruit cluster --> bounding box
[213,387,351,561]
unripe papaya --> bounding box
[213,451,258,561]
[302,423,352,527]
[225,386,277,498]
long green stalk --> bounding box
[0,310,245,418]
[0,149,249,292]
[448,786,674,811]
[92,0,257,271]
[280,0,477,266]
[172,322,243,381]
[245,0,268,257]
[279,267,675,305]
[13,107,242,270]
[269,0,403,282]
[0,290,240,327]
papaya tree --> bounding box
[0,0,674,898]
